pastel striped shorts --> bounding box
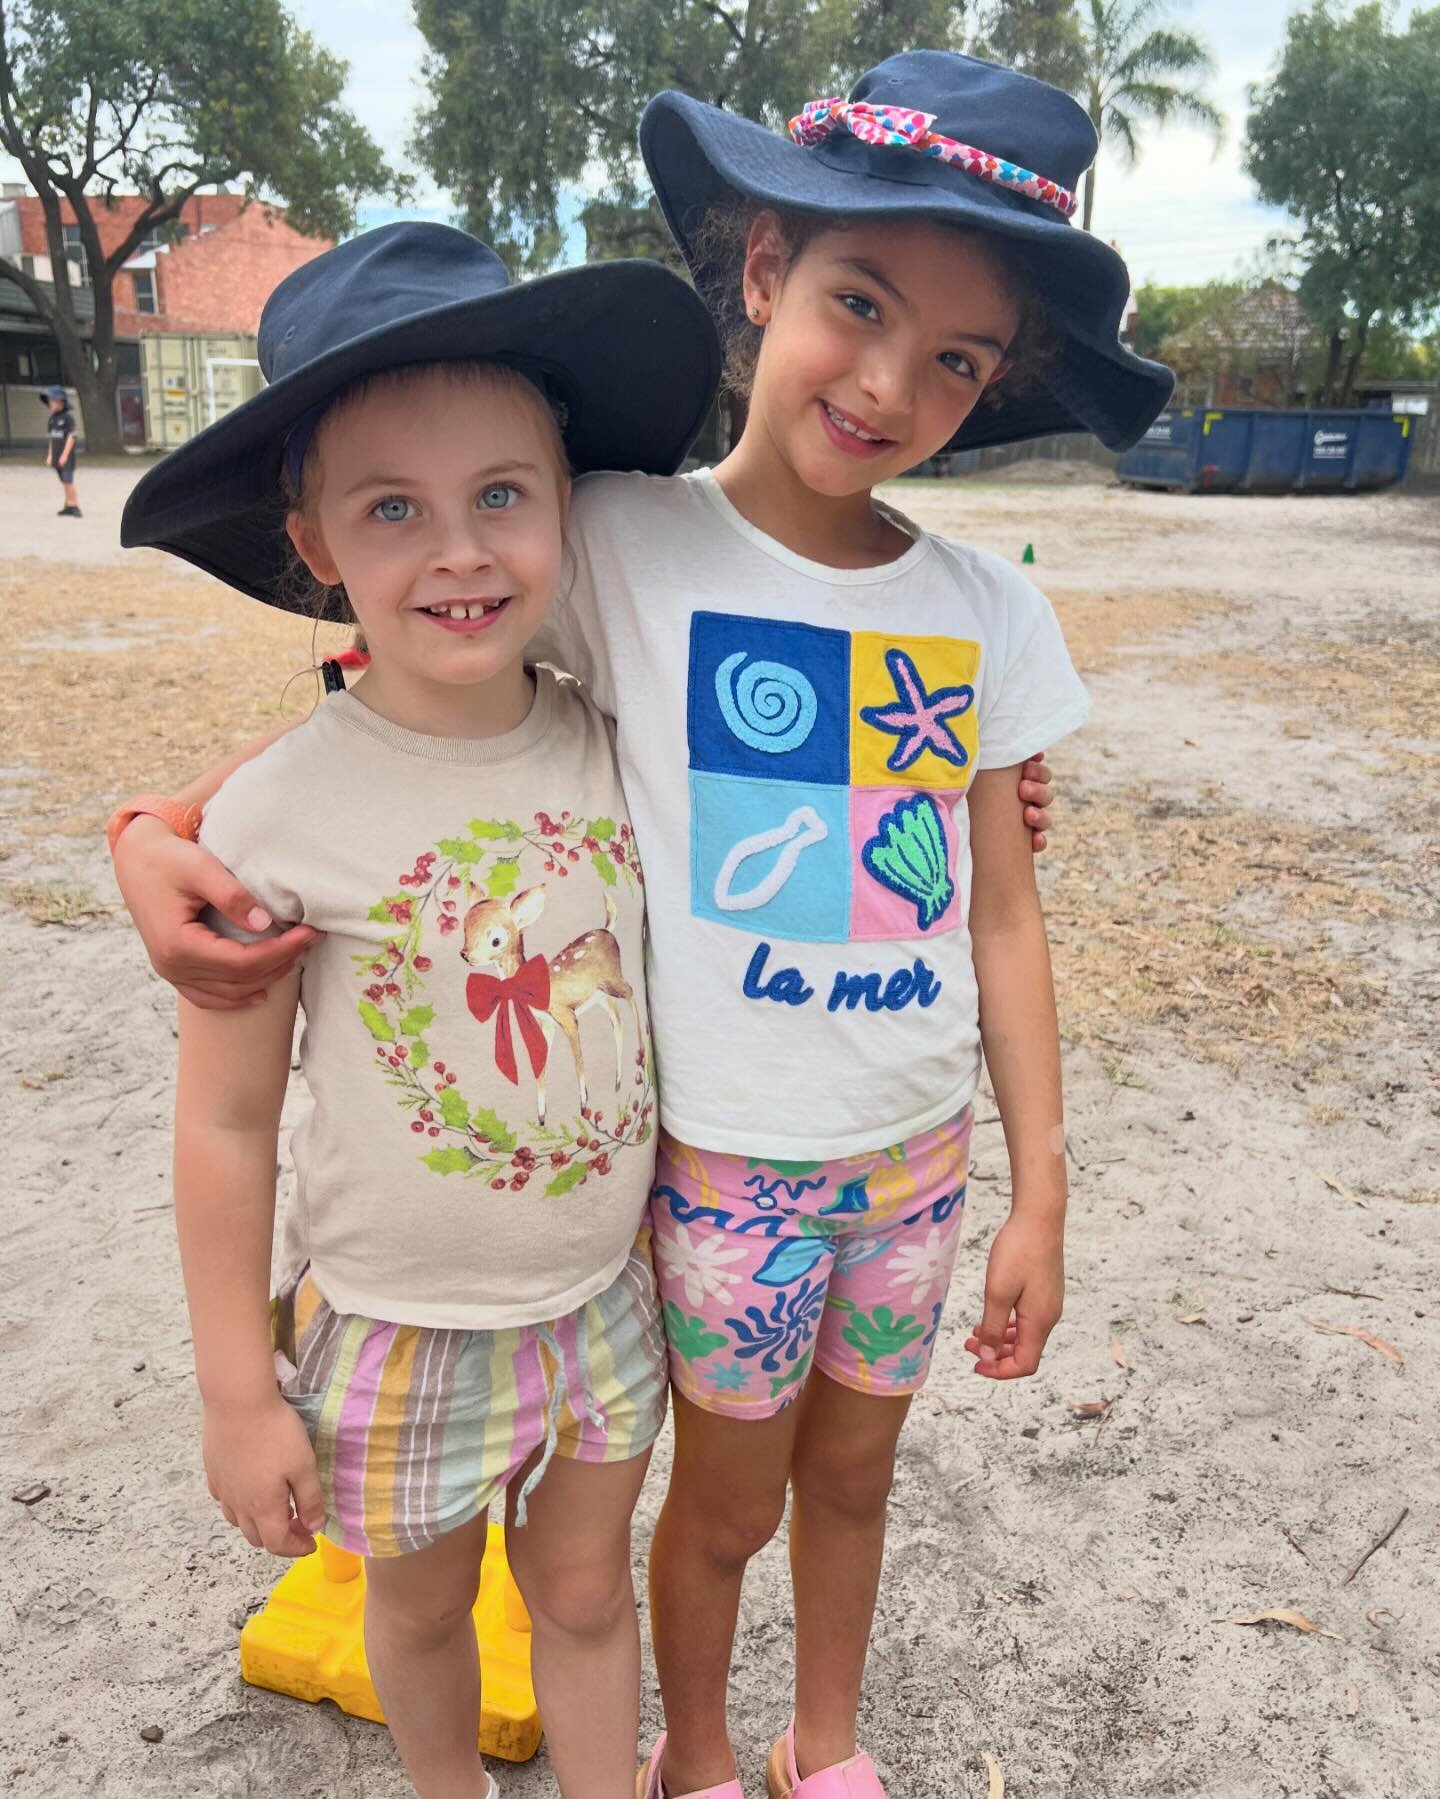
[271,1240,667,1558]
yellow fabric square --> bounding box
[850,633,981,789]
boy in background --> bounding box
[43,385,80,517]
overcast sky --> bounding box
[4,1,1418,288]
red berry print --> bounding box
[411,1120,425,1134]
[414,955,432,972]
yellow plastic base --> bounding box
[240,1525,541,1763]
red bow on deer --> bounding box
[465,956,551,1085]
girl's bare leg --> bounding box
[363,1512,493,1799]
[787,1375,912,1778]
[647,1393,800,1793]
[504,1448,652,1799]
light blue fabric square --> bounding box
[690,772,850,943]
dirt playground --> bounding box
[1,462,1437,1798]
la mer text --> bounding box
[742,941,942,1013]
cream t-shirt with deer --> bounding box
[199,668,655,1331]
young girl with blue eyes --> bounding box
[120,225,717,1799]
[113,49,1169,1799]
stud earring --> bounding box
[750,305,761,322]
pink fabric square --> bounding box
[848,786,964,943]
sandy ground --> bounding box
[2,461,1437,1799]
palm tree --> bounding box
[1075,0,1224,232]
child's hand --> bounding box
[202,1394,326,1557]
[965,1214,1065,1379]
[1018,752,1054,854]
[114,816,319,1009]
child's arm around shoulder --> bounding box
[111,716,321,1011]
[963,761,1068,1382]
[176,970,324,1556]
[932,536,1076,854]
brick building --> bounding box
[0,186,330,449]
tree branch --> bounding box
[696,0,746,53]
[77,79,102,184]
[0,249,59,326]
[103,179,210,276]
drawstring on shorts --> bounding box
[512,1309,609,1527]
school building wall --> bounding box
[9,191,330,338]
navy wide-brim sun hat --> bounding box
[641,50,1173,454]
[121,223,721,611]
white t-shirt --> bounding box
[538,469,1089,1160]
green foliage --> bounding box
[409,1037,430,1069]
[1133,271,1432,404]
[487,860,522,900]
[471,1106,518,1153]
[1071,0,1222,229]
[591,850,617,887]
[438,1085,471,1129]
[662,1301,729,1361]
[769,1353,813,1398]
[437,837,486,865]
[398,1005,436,1037]
[411,0,975,269]
[0,0,401,447]
[1134,276,1320,405]
[0,0,399,238]
[1245,2,1440,402]
[423,1146,480,1175]
[836,1303,925,1364]
[468,819,523,840]
[972,0,1086,89]
[545,1161,590,1196]
[357,1000,394,1042]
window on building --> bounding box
[132,269,158,314]
[60,223,90,284]
[136,223,189,253]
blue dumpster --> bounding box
[1118,407,1413,493]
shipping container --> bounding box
[139,333,261,450]
[1118,407,1414,494]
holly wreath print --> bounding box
[356,808,655,1195]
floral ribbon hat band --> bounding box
[789,97,1080,219]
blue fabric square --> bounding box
[688,612,850,785]
[690,772,851,943]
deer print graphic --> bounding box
[461,882,642,1127]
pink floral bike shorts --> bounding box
[650,1110,973,1418]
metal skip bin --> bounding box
[1118,407,1413,494]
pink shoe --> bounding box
[636,1732,747,1799]
[766,1721,887,1799]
